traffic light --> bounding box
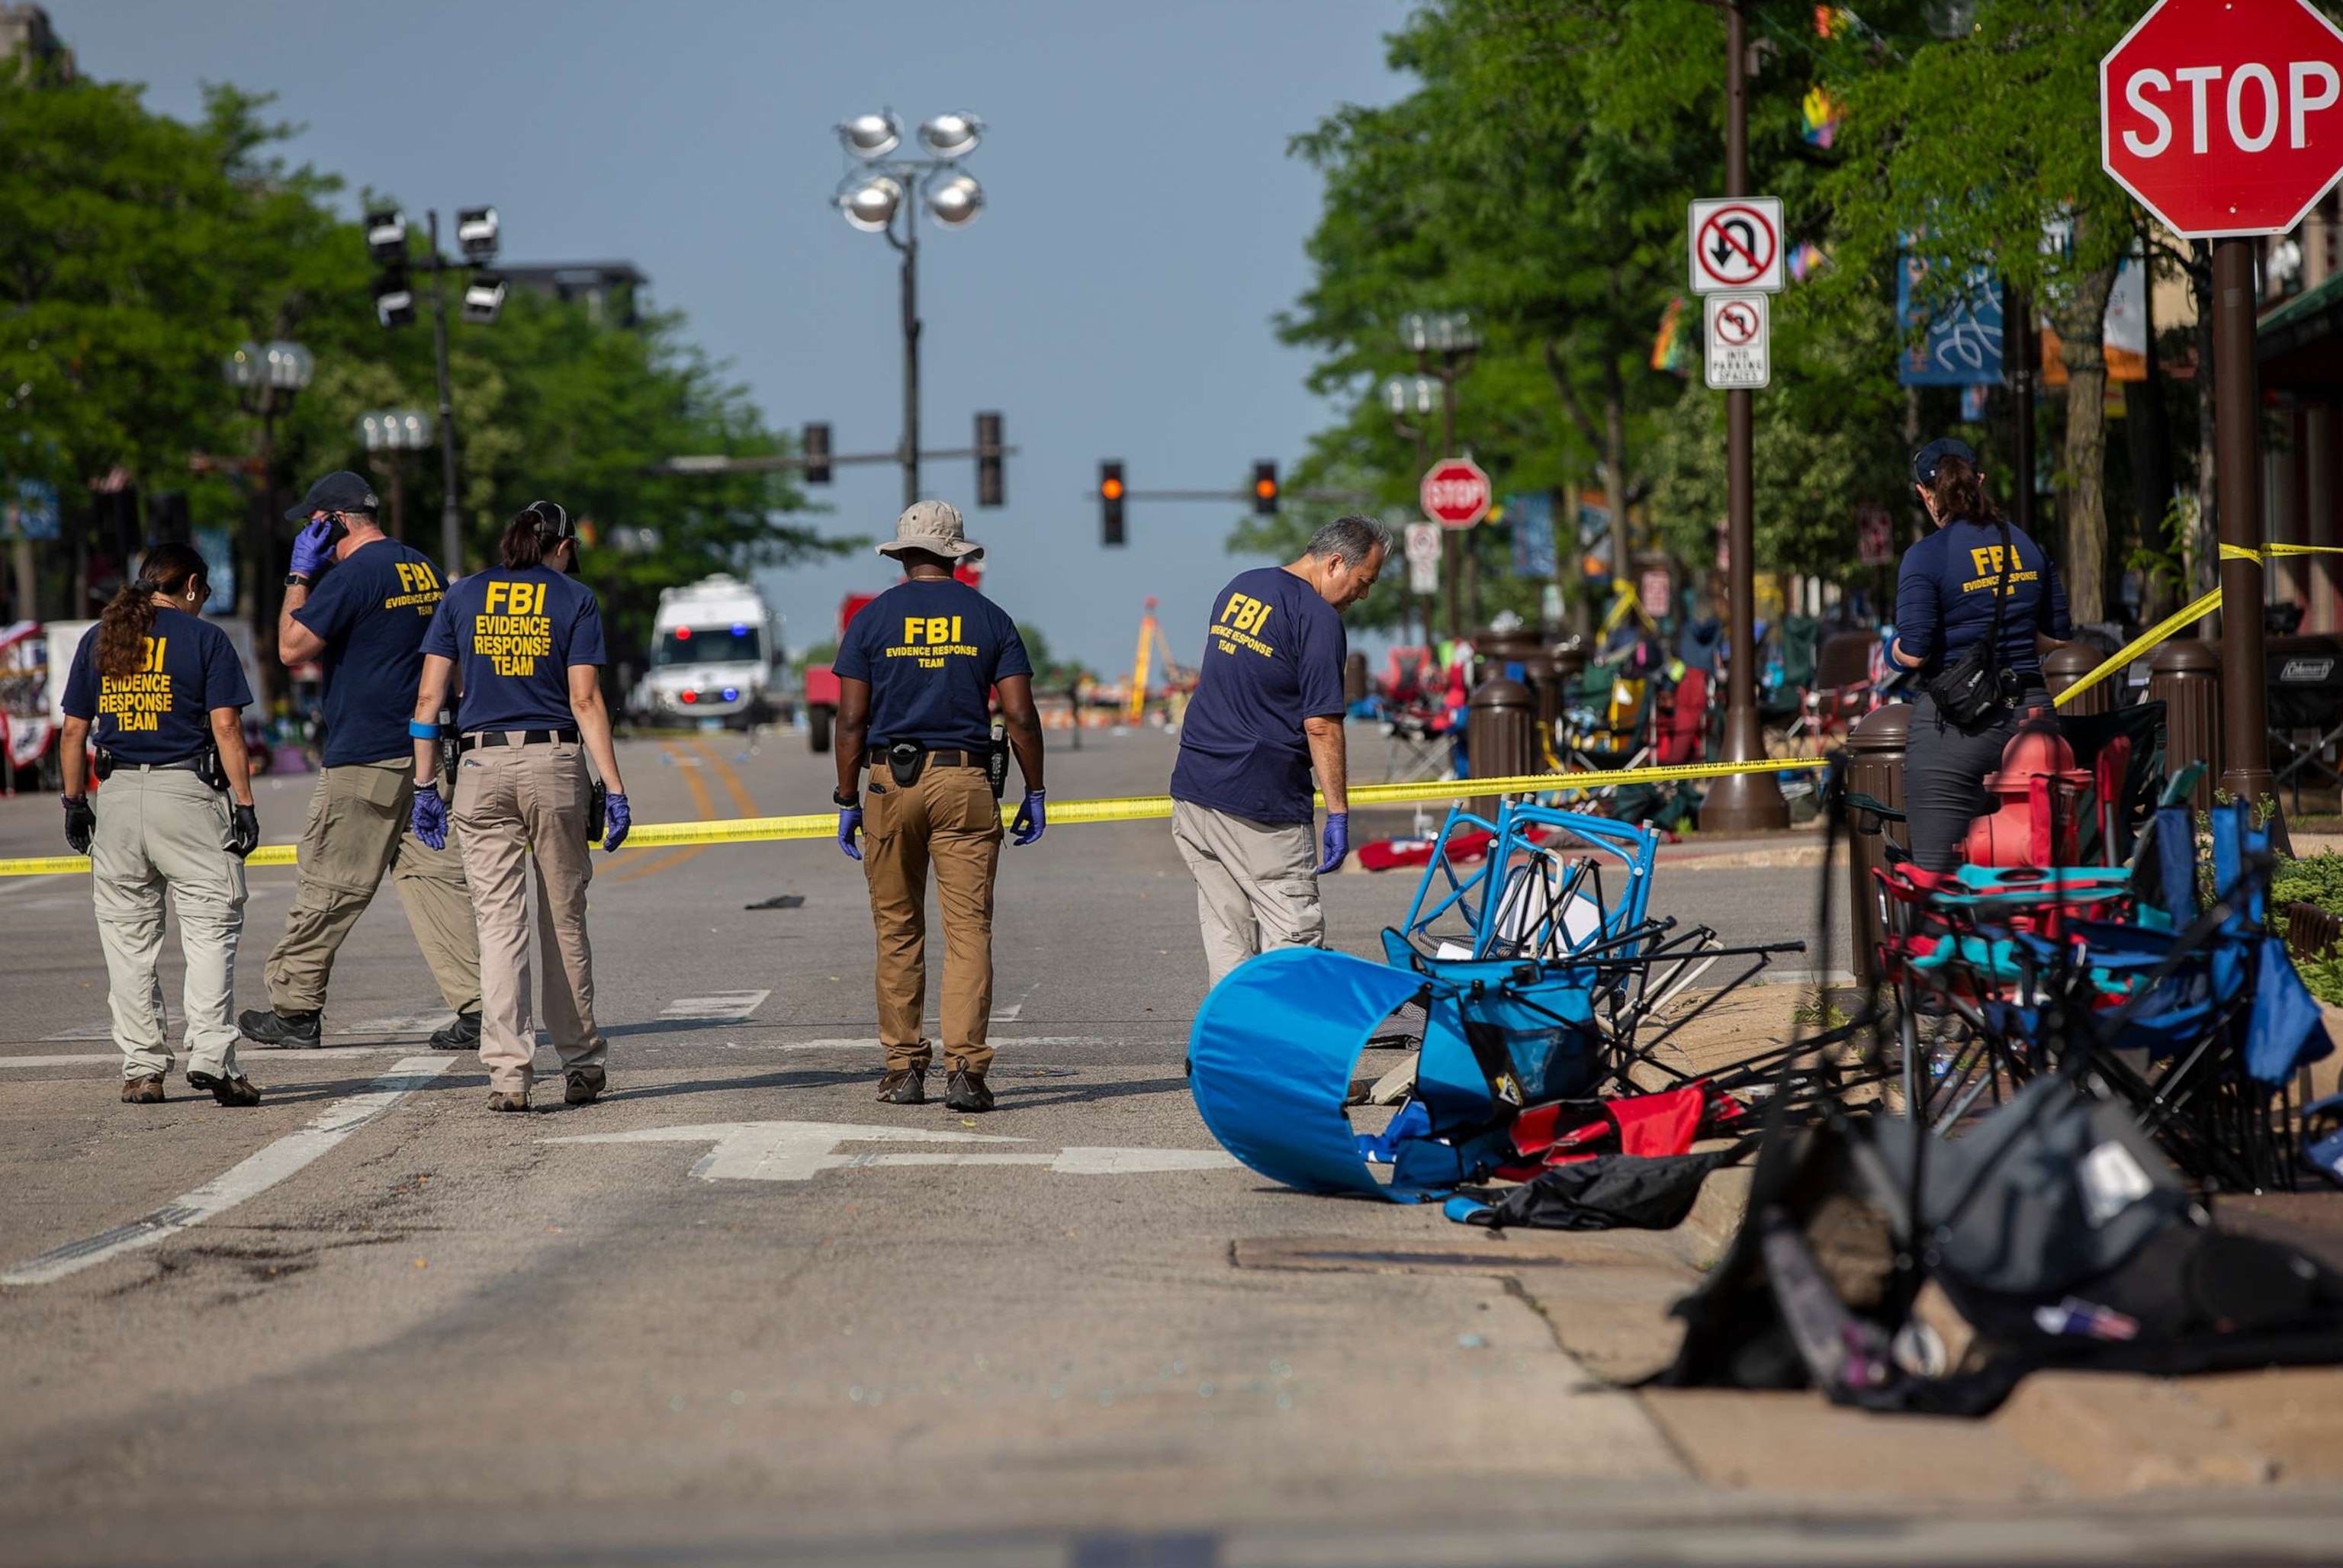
[975,411,1004,507]
[802,421,832,484]
[1100,461,1126,547]
[1252,460,1280,516]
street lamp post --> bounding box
[222,338,313,702]
[834,111,985,510]
[1384,372,1437,645]
[359,409,434,541]
[1399,312,1478,639]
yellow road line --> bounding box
[610,741,718,882]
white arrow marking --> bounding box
[543,1120,1239,1183]
[660,990,771,1023]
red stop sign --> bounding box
[2101,0,2343,237]
[1420,457,1492,530]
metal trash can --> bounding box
[1343,651,1368,708]
[1845,703,1911,991]
[2042,641,2110,716]
[2149,640,2221,809]
[1518,648,1560,760]
[1466,676,1537,823]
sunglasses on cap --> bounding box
[525,500,577,543]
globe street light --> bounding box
[358,407,434,540]
[832,108,987,508]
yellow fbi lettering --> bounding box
[1212,592,1276,658]
[474,579,553,676]
[98,636,172,732]
[889,615,975,670]
[387,558,444,612]
[1962,543,2039,594]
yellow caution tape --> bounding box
[0,756,1825,878]
[2051,541,2343,708]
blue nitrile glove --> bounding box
[1315,811,1349,876]
[603,792,630,853]
[288,517,338,580]
[411,782,448,850]
[838,805,863,861]
[1011,789,1046,847]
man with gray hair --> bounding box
[1169,516,1389,988]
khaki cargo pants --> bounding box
[451,738,605,1094]
[1170,799,1325,989]
[88,766,248,1081]
[264,757,480,1016]
[862,762,1001,1075]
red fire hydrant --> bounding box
[1964,715,2091,868]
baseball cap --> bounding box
[1911,437,1978,488]
[285,470,380,522]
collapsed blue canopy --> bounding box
[1188,947,1485,1201]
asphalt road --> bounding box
[5,725,2296,1566]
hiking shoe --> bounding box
[564,1066,606,1105]
[187,1069,262,1107]
[944,1068,995,1114]
[875,1068,927,1105]
[487,1090,529,1113]
[239,1007,322,1049]
[120,1074,166,1104]
[428,1011,482,1051]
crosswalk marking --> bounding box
[546,1120,1239,1184]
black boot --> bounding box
[429,1011,482,1051]
[945,1067,995,1113]
[875,1068,927,1104]
[238,1007,322,1049]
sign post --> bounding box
[2100,0,2343,813]
[1421,457,1492,646]
[1695,0,1789,832]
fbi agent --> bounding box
[239,471,483,1052]
[1171,516,1387,988]
[834,500,1046,1113]
[409,502,630,1113]
[1889,438,2072,872]
[59,544,264,1105]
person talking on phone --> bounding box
[239,471,483,1053]
[1888,439,2071,874]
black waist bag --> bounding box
[1927,519,2021,730]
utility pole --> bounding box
[2008,284,2036,538]
[1701,0,1790,834]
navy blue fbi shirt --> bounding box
[421,566,608,733]
[291,538,447,766]
[834,578,1031,753]
[1170,567,1348,825]
[1894,517,2073,682]
[61,607,253,765]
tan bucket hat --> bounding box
[876,499,983,561]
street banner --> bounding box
[1507,493,1557,577]
[1896,255,2004,386]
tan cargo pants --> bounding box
[451,739,605,1094]
[861,762,1001,1075]
[264,757,480,1015]
[88,766,248,1081]
[1169,799,1325,989]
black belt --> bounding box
[119,755,205,773]
[866,747,979,768]
[458,728,580,753]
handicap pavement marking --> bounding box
[660,990,771,1023]
[545,1120,1239,1183]
[2,1055,458,1287]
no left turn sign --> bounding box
[1703,291,1770,390]
[1688,196,1784,294]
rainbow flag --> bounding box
[1650,296,1691,374]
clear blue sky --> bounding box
[63,0,1410,673]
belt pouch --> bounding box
[885,741,927,789]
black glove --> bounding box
[228,802,260,859]
[62,794,94,856]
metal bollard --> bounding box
[1844,702,1911,991]
[1466,676,1537,824]
[2149,640,2221,810]
[2042,642,2110,716]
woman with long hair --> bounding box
[409,502,629,1112]
[57,543,264,1104]
[1888,439,2073,874]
